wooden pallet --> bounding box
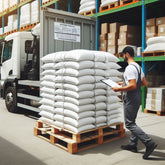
[42,0,54,6]
[100,1,120,11]
[80,9,96,16]
[9,4,18,11]
[34,120,125,154]
[142,51,165,57]
[120,0,140,6]
[144,109,165,116]
[20,0,27,3]
[6,29,18,36]
[20,22,39,32]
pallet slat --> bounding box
[120,0,140,5]
[79,9,96,16]
[99,1,120,11]
[144,109,165,116]
[34,120,125,154]
[42,0,54,6]
[142,51,165,57]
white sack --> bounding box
[64,124,95,133]
[54,61,94,70]
[54,102,95,113]
[54,95,95,105]
[64,117,95,127]
[55,89,94,99]
[54,83,94,92]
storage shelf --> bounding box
[143,56,165,61]
[0,0,35,18]
[145,0,162,5]
[42,0,56,8]
[119,57,142,62]
[97,1,142,17]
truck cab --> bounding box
[0,31,39,112]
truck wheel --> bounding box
[5,86,17,113]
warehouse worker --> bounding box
[112,46,157,159]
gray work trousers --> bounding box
[123,101,152,146]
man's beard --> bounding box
[124,56,128,62]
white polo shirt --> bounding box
[123,62,145,85]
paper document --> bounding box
[101,79,121,88]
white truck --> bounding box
[0,8,96,113]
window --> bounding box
[3,40,13,62]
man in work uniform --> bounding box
[112,46,157,159]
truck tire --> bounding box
[5,86,18,113]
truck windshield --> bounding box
[3,40,13,63]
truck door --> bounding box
[1,40,13,81]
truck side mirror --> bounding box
[25,40,33,54]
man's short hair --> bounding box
[121,46,134,57]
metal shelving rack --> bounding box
[0,0,74,38]
[93,0,165,111]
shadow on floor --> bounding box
[78,131,165,161]
[0,137,46,165]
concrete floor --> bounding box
[0,98,165,165]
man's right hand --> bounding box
[118,82,123,86]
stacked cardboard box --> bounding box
[118,25,140,56]
[107,22,121,55]
[146,18,157,40]
[146,73,165,87]
[99,23,108,52]
[146,88,165,111]
[157,16,165,36]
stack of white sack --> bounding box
[39,54,57,125]
[9,0,17,8]
[100,0,118,7]
[144,36,165,52]
[40,49,122,133]
[78,0,96,14]
[106,62,123,125]
[3,0,9,12]
[0,0,3,13]
[20,3,31,27]
[7,15,17,31]
[31,0,40,24]
[4,26,9,34]
[0,28,2,35]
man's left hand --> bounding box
[112,87,121,92]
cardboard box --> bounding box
[108,39,117,46]
[118,37,138,46]
[99,47,107,52]
[101,23,109,34]
[156,16,165,26]
[146,87,165,111]
[99,34,108,40]
[110,22,122,33]
[146,18,156,26]
[158,24,165,35]
[99,40,107,48]
[119,32,135,39]
[146,26,157,35]
[107,46,117,55]
[120,25,139,33]
[108,32,118,40]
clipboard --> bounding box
[100,79,121,88]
